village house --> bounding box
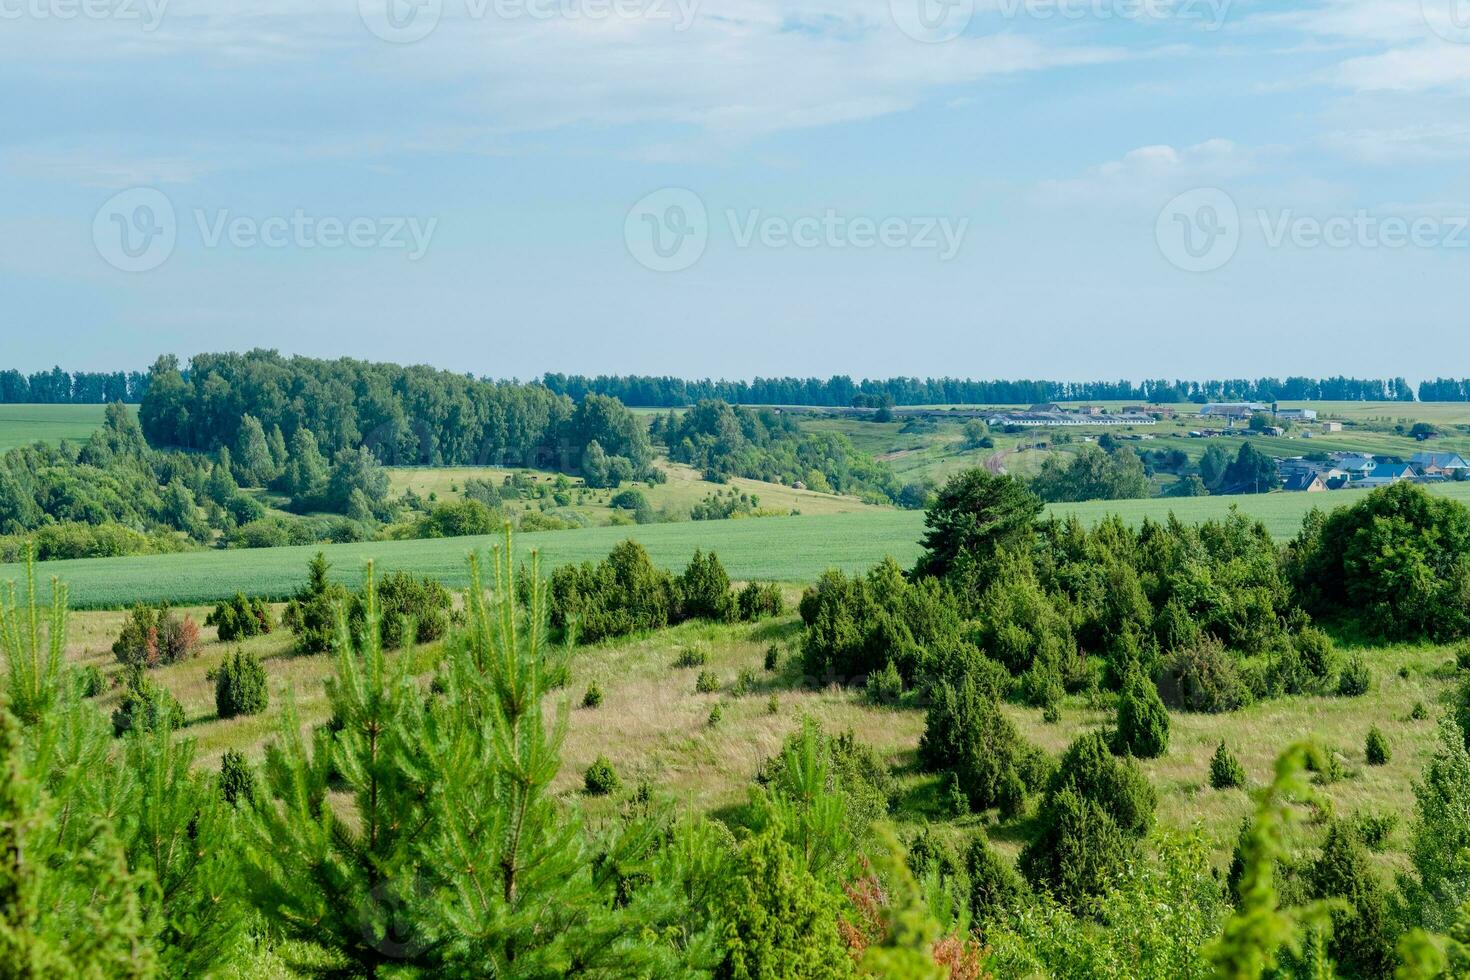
[1409,451,1470,477]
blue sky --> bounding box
[3,0,1469,381]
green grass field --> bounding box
[15,481,1470,608]
[0,403,117,451]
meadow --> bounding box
[0,402,114,451]
[60,585,1456,875]
[15,481,1470,608]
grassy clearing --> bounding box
[387,460,884,525]
[64,600,1458,872]
[0,403,116,451]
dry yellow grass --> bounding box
[63,600,1457,870]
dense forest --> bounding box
[0,367,149,403]
[139,351,655,478]
[544,373,1417,406]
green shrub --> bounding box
[79,665,105,699]
[1159,635,1250,713]
[1338,655,1372,697]
[206,592,273,642]
[1411,700,1429,721]
[967,834,1026,924]
[1307,821,1398,978]
[1112,671,1169,759]
[548,540,678,644]
[1047,731,1155,838]
[864,661,903,706]
[919,675,1038,813]
[112,603,200,669]
[111,667,185,737]
[1209,742,1246,790]
[215,649,269,720]
[763,645,780,672]
[733,668,757,697]
[679,549,737,623]
[352,570,452,649]
[1365,726,1390,765]
[584,756,619,796]
[695,670,720,694]
[1017,659,1064,711]
[1349,811,1397,852]
[582,681,603,709]
[737,581,785,622]
[766,693,779,715]
[708,704,723,727]
[674,646,709,669]
[283,552,352,655]
[1307,746,1347,784]
[219,749,255,806]
[1293,626,1338,681]
[1018,787,1135,908]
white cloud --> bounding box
[1034,138,1262,208]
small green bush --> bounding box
[111,667,185,737]
[763,645,780,672]
[766,693,779,715]
[708,704,723,727]
[679,550,737,623]
[1338,655,1372,697]
[674,646,708,669]
[584,756,619,795]
[737,581,785,622]
[733,668,757,697]
[1018,787,1134,908]
[79,665,106,699]
[1411,700,1429,721]
[1112,671,1169,759]
[1456,642,1470,671]
[695,670,720,694]
[215,649,269,720]
[582,681,604,709]
[967,834,1026,923]
[1306,746,1347,784]
[112,603,200,669]
[1209,742,1246,789]
[206,592,273,642]
[1349,811,1397,852]
[865,661,903,706]
[1365,726,1390,765]
[220,749,255,806]
[1294,626,1338,681]
[1159,636,1250,713]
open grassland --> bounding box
[62,601,1458,872]
[17,481,1470,608]
[0,403,116,451]
[387,459,884,524]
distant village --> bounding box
[978,401,1467,494]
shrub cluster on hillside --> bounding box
[548,541,779,644]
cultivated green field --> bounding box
[16,482,1470,608]
[0,403,116,451]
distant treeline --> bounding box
[1417,379,1470,401]
[542,374,1416,407]
[141,350,655,475]
[0,367,149,404]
